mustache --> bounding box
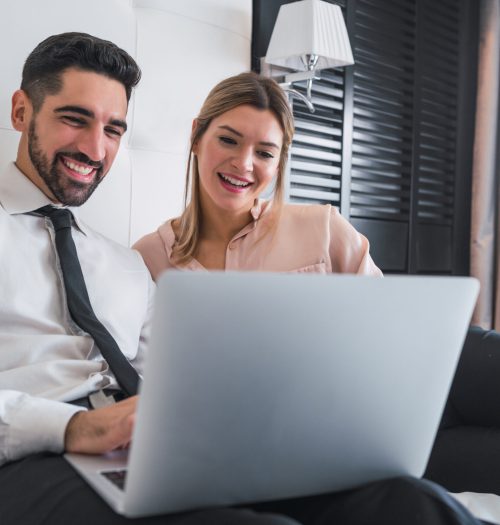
[57,152,103,170]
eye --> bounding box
[61,115,86,126]
[257,150,275,159]
[219,135,237,146]
[105,126,124,138]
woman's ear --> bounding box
[11,90,32,132]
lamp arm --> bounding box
[280,86,315,114]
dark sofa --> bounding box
[426,326,500,494]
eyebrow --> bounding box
[218,124,280,149]
[54,105,128,133]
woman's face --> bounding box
[194,104,283,217]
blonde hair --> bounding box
[172,72,295,265]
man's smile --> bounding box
[59,154,101,183]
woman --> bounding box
[133,72,381,279]
[131,73,495,523]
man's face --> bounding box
[14,68,128,206]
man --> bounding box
[0,32,489,525]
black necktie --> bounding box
[36,206,139,397]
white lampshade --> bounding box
[265,0,354,71]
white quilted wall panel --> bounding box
[129,149,187,244]
[133,0,252,36]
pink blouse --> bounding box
[133,201,382,280]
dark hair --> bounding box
[21,32,141,111]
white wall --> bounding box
[0,0,252,245]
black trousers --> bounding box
[0,453,489,525]
[426,326,500,494]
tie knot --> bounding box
[35,205,72,231]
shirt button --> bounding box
[228,243,236,250]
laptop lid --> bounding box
[117,272,477,517]
[67,273,479,517]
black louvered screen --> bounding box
[348,0,415,271]
[410,0,461,272]
[289,69,345,206]
[251,0,478,274]
[350,0,414,222]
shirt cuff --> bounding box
[7,394,86,463]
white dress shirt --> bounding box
[0,163,155,465]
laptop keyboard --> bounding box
[101,469,127,490]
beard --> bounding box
[28,119,105,206]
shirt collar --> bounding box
[250,198,273,221]
[158,198,275,265]
[0,162,89,235]
[250,199,263,220]
[231,199,272,241]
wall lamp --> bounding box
[262,0,354,113]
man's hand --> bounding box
[64,396,138,454]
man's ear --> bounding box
[11,90,32,132]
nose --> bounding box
[231,146,253,174]
[78,125,106,163]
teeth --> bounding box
[63,159,93,175]
[219,173,250,187]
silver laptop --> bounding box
[65,272,479,518]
